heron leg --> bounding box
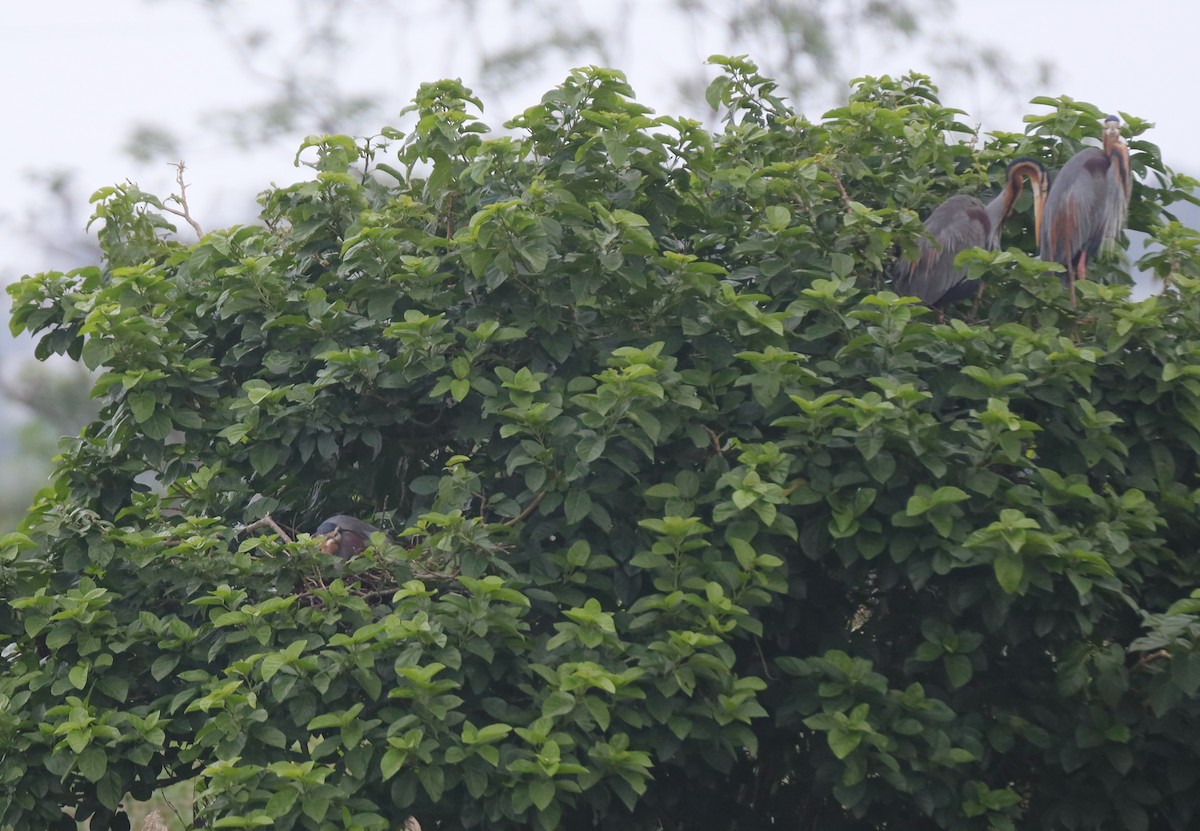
[1071,251,1090,307]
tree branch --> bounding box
[504,490,545,525]
[238,514,294,543]
[163,161,204,239]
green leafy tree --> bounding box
[4,0,1056,536]
[3,60,1200,830]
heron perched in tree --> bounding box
[315,515,387,559]
[894,158,1047,311]
[1039,115,1132,305]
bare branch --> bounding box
[1134,648,1172,671]
[503,490,545,526]
[239,514,294,544]
[162,161,204,239]
[823,162,853,208]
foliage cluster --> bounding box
[4,59,1200,830]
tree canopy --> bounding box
[3,60,1200,830]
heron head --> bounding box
[1102,115,1123,150]
[1005,158,1047,243]
[315,514,380,558]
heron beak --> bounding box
[1031,172,1046,246]
[318,531,341,555]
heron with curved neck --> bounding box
[894,158,1047,313]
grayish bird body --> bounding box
[315,514,387,558]
[1039,115,1132,304]
[894,158,1047,309]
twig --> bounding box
[823,162,852,208]
[1134,648,1171,670]
[967,122,982,151]
[162,161,204,239]
[411,565,460,583]
[754,637,777,681]
[503,490,545,526]
[704,425,725,454]
[160,790,190,831]
[238,514,294,543]
[441,192,457,239]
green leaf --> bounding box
[576,433,606,463]
[218,422,253,445]
[151,654,180,681]
[302,796,330,823]
[993,554,1023,594]
[128,391,156,423]
[906,493,932,516]
[1172,651,1200,695]
[944,654,973,688]
[475,723,513,743]
[930,486,968,506]
[528,778,556,811]
[96,675,129,703]
[705,74,732,110]
[464,764,488,797]
[828,728,862,760]
[250,444,281,477]
[380,748,406,781]
[564,490,592,525]
[765,205,791,230]
[417,765,446,801]
[77,747,107,783]
[542,691,576,718]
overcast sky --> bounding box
[0,0,1192,283]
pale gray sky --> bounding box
[0,0,1192,282]
[946,0,1198,149]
